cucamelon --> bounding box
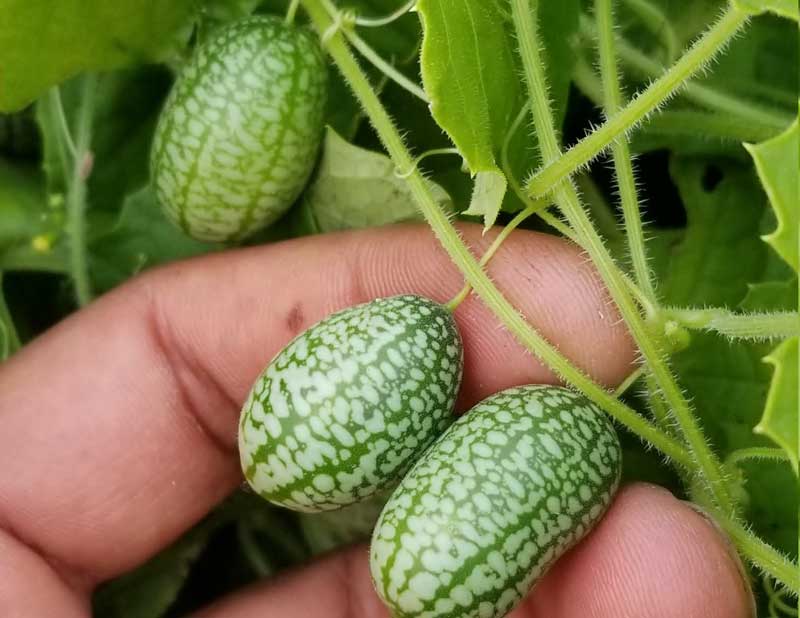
[370,385,622,618]
[151,16,327,242]
[239,295,464,513]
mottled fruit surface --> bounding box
[239,295,463,513]
[151,16,327,242]
[370,385,622,618]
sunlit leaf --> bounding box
[296,127,449,233]
[0,0,197,112]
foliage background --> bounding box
[0,0,796,616]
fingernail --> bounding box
[681,501,757,618]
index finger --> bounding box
[0,223,634,590]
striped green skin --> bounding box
[150,16,326,242]
[238,295,464,513]
[370,385,622,618]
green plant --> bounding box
[151,16,327,242]
[0,0,796,615]
[370,385,621,618]
[239,294,463,512]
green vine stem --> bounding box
[445,200,546,312]
[525,3,751,198]
[643,372,674,432]
[594,0,656,302]
[669,308,799,340]
[301,0,692,468]
[716,514,800,594]
[68,77,96,307]
[572,56,780,143]
[511,0,736,515]
[726,447,790,467]
[343,28,429,102]
[285,0,301,24]
[396,147,461,178]
[43,80,96,306]
[621,0,678,61]
[764,574,800,616]
[578,15,795,133]
[352,0,417,27]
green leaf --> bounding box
[36,68,172,216]
[417,0,519,223]
[416,0,579,222]
[0,272,20,360]
[463,171,507,230]
[89,186,216,293]
[0,0,198,112]
[0,159,66,273]
[92,526,210,618]
[756,337,799,474]
[294,128,449,234]
[203,0,261,22]
[745,118,799,273]
[736,0,799,20]
[655,158,770,306]
[538,0,580,129]
[740,279,798,313]
[650,156,798,555]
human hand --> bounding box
[0,225,753,617]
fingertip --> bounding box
[523,483,754,618]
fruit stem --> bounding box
[444,201,545,312]
[299,0,693,469]
[511,0,735,514]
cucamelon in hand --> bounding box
[239,295,464,513]
[151,16,327,242]
[370,385,622,618]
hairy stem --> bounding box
[512,0,735,514]
[717,515,800,595]
[580,15,794,132]
[572,55,782,143]
[301,0,692,467]
[595,0,656,302]
[526,4,750,197]
[670,308,799,340]
[726,447,790,467]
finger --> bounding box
[193,484,752,618]
[0,223,634,589]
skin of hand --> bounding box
[0,224,753,618]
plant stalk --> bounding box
[300,0,692,468]
[511,0,735,514]
[595,0,656,302]
[65,75,97,307]
[526,3,750,197]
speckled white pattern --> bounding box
[370,385,622,618]
[151,16,326,242]
[239,295,464,512]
